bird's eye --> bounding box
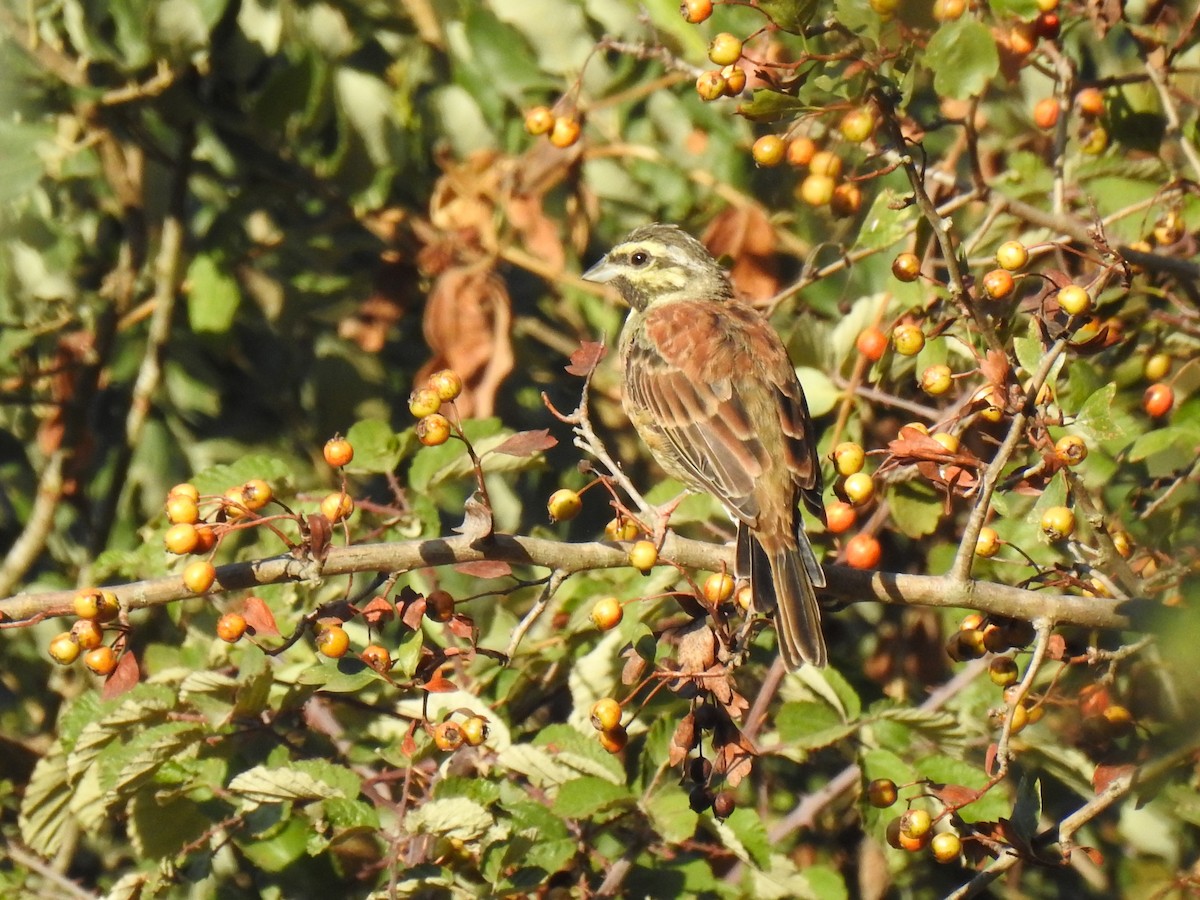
[630,250,650,267]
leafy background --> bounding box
[1,0,1199,897]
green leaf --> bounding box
[553,776,633,818]
[190,454,293,498]
[737,89,815,123]
[715,807,773,868]
[343,418,407,474]
[1074,383,1122,441]
[925,19,998,99]
[228,759,360,805]
[856,188,919,251]
[643,785,698,845]
[756,0,820,33]
[17,745,72,859]
[916,754,1009,823]
[776,701,856,749]
[1126,427,1198,463]
[187,253,242,335]
[797,663,862,721]
[1010,775,1042,843]
[796,366,839,417]
[405,797,494,842]
[887,481,943,539]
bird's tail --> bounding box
[738,525,827,669]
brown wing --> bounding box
[624,300,821,527]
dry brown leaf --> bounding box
[419,265,513,417]
[508,193,566,273]
[702,205,780,303]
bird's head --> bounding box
[581,223,734,311]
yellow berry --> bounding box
[628,540,658,573]
[591,698,622,731]
[547,488,583,522]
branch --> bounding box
[0,532,1154,634]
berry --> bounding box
[1040,505,1075,541]
[932,0,966,20]
[885,817,905,849]
[1143,382,1174,418]
[433,721,464,752]
[604,518,640,541]
[989,656,1019,687]
[547,488,583,522]
[931,431,959,454]
[1081,125,1109,155]
[702,572,735,604]
[869,0,900,15]
[712,790,736,819]
[1009,22,1038,56]
[982,268,1015,300]
[900,808,932,839]
[680,0,713,23]
[975,526,1001,558]
[409,387,442,419]
[323,437,354,468]
[598,724,628,753]
[825,501,856,534]
[183,560,217,594]
[223,485,251,519]
[752,135,786,167]
[165,523,200,555]
[720,64,746,95]
[166,495,200,525]
[590,596,624,630]
[856,327,888,361]
[1054,434,1088,466]
[891,252,921,282]
[920,364,953,396]
[194,524,217,553]
[787,136,816,167]
[549,116,581,148]
[1057,285,1092,315]
[892,324,926,356]
[216,612,248,643]
[996,240,1030,271]
[426,590,456,623]
[241,479,272,511]
[74,588,119,622]
[832,441,866,477]
[360,644,391,673]
[809,150,843,179]
[798,174,836,207]
[839,107,875,143]
[1144,353,1171,382]
[1033,97,1059,129]
[84,646,118,676]
[1008,702,1030,734]
[843,472,875,506]
[169,482,200,502]
[591,698,622,731]
[628,540,658,573]
[707,33,743,67]
[461,716,489,746]
[867,778,898,808]
[316,624,350,658]
[695,70,727,102]
[830,182,863,217]
[416,413,452,446]
[1076,87,1104,116]
[689,786,714,813]
[524,106,554,136]
[1111,530,1133,558]
[845,533,882,569]
[71,619,104,650]
[931,831,962,863]
[320,491,354,522]
[48,631,81,665]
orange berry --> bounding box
[752,135,786,167]
[1076,87,1104,116]
[165,522,200,555]
[183,560,217,594]
[416,413,452,446]
[830,182,863,217]
[1143,383,1174,418]
[524,105,554,136]
[809,150,843,178]
[166,495,200,525]
[549,116,581,148]
[975,526,1001,558]
[702,572,736,604]
[891,252,921,282]
[825,501,856,534]
[680,0,713,23]
[798,174,836,207]
[360,644,391,673]
[1054,435,1088,466]
[845,533,881,569]
[590,596,624,630]
[1033,97,1059,129]
[591,697,622,731]
[598,724,628,753]
[695,70,727,102]
[320,491,354,522]
[84,646,118,676]
[316,624,350,658]
[856,327,888,361]
[216,612,248,643]
[866,778,898,808]
[71,619,104,651]
[323,437,354,468]
[433,720,464,752]
[428,369,464,402]
[786,136,816,167]
[982,268,1015,300]
[241,479,272,511]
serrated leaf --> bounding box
[1074,383,1122,441]
[887,481,943,538]
[737,88,814,123]
[404,797,494,841]
[915,754,1008,822]
[756,0,820,33]
[343,418,406,473]
[104,722,207,796]
[18,745,71,858]
[796,664,861,721]
[715,807,772,868]
[925,19,998,99]
[643,786,698,845]
[872,705,965,749]
[553,776,633,818]
[857,188,919,251]
[228,759,360,805]
[776,701,856,750]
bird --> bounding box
[582,223,828,669]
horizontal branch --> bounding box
[0,533,1154,634]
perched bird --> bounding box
[582,223,828,669]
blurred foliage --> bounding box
[2,0,1200,897]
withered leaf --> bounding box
[669,713,697,767]
[454,560,513,579]
[490,429,558,457]
[453,490,494,544]
[102,650,140,700]
[566,341,607,376]
[1092,763,1135,794]
[243,596,280,637]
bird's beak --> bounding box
[581,255,618,284]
